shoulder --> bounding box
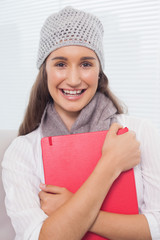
[2,127,42,170]
[117,114,153,133]
[116,114,160,146]
[5,127,41,155]
[116,114,147,129]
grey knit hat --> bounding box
[37,6,104,69]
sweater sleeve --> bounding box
[139,119,160,239]
[1,133,48,240]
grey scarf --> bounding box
[40,92,118,137]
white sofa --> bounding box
[0,130,17,239]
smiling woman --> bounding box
[45,46,100,128]
[2,6,160,240]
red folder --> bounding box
[41,128,138,240]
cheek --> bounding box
[47,70,66,89]
[82,71,99,87]
[54,70,66,80]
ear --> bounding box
[98,72,102,80]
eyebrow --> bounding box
[51,56,96,61]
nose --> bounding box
[66,67,81,87]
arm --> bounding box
[89,119,160,240]
[90,211,151,240]
[39,123,141,240]
[39,119,160,240]
[2,133,48,240]
[89,118,160,240]
[39,158,117,240]
[39,187,151,240]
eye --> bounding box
[81,62,92,68]
[55,62,66,68]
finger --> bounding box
[127,130,137,140]
[39,183,46,190]
[39,198,43,207]
[38,190,46,199]
[39,183,65,194]
[108,122,123,136]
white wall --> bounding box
[0,0,160,132]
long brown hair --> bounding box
[18,63,126,136]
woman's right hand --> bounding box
[101,123,141,177]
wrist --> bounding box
[98,155,121,181]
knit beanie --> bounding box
[37,6,104,69]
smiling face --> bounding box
[46,45,100,122]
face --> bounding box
[46,45,100,119]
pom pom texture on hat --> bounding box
[37,6,104,69]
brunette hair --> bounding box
[18,63,126,136]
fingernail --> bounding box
[39,183,46,189]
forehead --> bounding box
[48,45,98,60]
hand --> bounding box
[101,123,141,175]
[39,184,73,216]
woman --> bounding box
[2,6,160,240]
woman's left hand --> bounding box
[39,184,73,216]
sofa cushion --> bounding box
[0,130,17,239]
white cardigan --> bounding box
[2,114,160,239]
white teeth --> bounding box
[63,89,83,95]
